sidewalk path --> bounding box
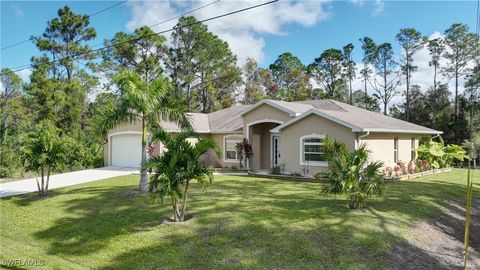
[0,167,138,198]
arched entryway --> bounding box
[246,120,283,170]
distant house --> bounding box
[104,99,441,175]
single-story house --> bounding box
[104,99,441,175]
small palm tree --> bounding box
[462,132,480,168]
[98,71,190,192]
[145,130,219,222]
[320,137,385,209]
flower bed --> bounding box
[383,167,452,182]
[212,168,249,173]
[248,172,325,183]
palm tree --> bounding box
[145,130,219,222]
[98,71,191,192]
[320,137,385,209]
[462,132,480,169]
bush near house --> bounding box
[316,137,385,209]
[416,138,466,169]
[381,138,467,179]
[144,130,219,222]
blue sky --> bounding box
[1,0,477,80]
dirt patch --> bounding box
[386,199,480,270]
[160,215,195,225]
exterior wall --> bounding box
[242,103,293,138]
[208,133,243,168]
[242,103,293,170]
[103,143,109,166]
[279,114,356,175]
[360,133,421,167]
[249,122,278,170]
[109,121,142,134]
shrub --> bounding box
[235,142,244,168]
[269,165,281,175]
[145,130,218,222]
[416,159,429,172]
[416,137,466,169]
[407,161,415,174]
[290,171,302,177]
[319,137,385,209]
[0,138,22,178]
[383,167,393,177]
[396,161,407,175]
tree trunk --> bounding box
[349,78,353,105]
[173,201,181,222]
[433,65,437,92]
[40,166,45,196]
[45,166,51,196]
[187,84,192,111]
[469,106,473,141]
[138,116,148,192]
[35,174,41,194]
[383,69,388,115]
[454,70,459,144]
[406,68,410,122]
[180,181,190,222]
[364,75,368,109]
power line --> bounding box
[11,0,278,73]
[90,0,222,49]
[1,0,128,51]
[150,0,221,28]
[89,0,127,17]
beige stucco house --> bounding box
[104,99,441,175]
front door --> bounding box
[272,136,280,166]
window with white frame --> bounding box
[300,135,326,165]
[410,138,416,161]
[224,136,242,161]
[394,137,399,163]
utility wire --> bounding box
[1,0,128,51]
[11,0,278,73]
[89,0,127,17]
[90,0,222,49]
[150,0,221,28]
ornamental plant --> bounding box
[416,137,467,169]
[145,130,220,222]
[318,137,385,209]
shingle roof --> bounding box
[321,100,439,133]
[208,105,250,132]
[271,99,441,134]
[268,100,312,114]
[163,105,250,133]
[163,99,441,135]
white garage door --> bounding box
[111,134,142,168]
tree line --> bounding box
[1,6,479,178]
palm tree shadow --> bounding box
[28,172,479,268]
[33,185,166,256]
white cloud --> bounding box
[349,0,385,17]
[125,0,331,64]
[349,0,365,7]
[15,69,32,83]
[372,0,385,16]
[11,4,24,17]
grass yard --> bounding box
[0,169,479,269]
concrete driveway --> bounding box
[0,166,138,198]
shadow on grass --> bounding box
[16,171,479,269]
[30,185,167,256]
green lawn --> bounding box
[1,169,479,269]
